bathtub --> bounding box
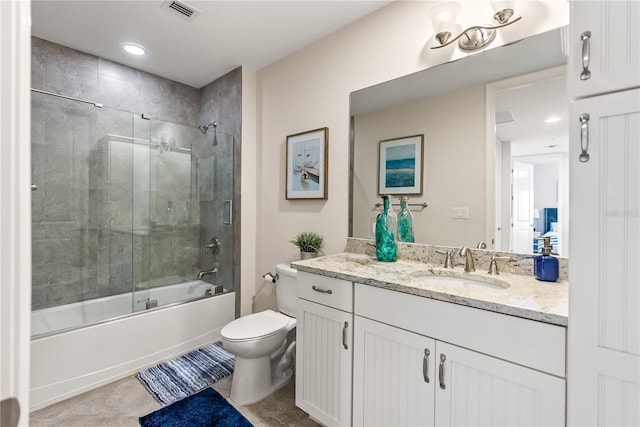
[32,280,220,336]
[30,281,235,411]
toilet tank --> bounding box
[275,263,297,318]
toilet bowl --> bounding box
[221,263,297,405]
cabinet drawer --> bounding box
[297,272,353,312]
[355,283,566,377]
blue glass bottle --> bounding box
[534,237,559,282]
[397,196,415,243]
[375,195,397,262]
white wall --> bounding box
[353,85,486,246]
[253,1,569,309]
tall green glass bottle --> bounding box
[375,195,397,262]
[397,196,415,243]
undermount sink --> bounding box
[410,270,510,290]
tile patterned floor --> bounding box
[30,374,319,427]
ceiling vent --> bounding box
[495,109,516,125]
[161,0,201,21]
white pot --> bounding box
[300,251,318,260]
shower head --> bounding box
[198,122,217,135]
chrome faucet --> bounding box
[198,267,218,279]
[459,247,475,272]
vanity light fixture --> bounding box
[122,42,146,56]
[429,1,522,51]
[544,116,562,123]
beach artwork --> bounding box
[385,144,415,188]
[378,135,423,196]
[286,128,328,199]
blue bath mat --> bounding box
[136,341,235,406]
[139,387,253,427]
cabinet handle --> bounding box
[342,321,349,350]
[439,354,446,390]
[312,285,332,295]
[423,349,430,383]
[579,113,591,163]
[580,31,591,81]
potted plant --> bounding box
[290,232,324,260]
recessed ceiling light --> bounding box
[544,116,561,123]
[123,43,146,56]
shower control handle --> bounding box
[204,237,221,255]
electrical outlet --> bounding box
[451,207,469,219]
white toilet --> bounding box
[221,263,297,405]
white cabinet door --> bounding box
[353,316,436,427]
[568,0,640,99]
[435,341,565,427]
[568,90,640,426]
[296,298,352,427]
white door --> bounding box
[568,90,640,426]
[568,1,640,99]
[434,341,565,427]
[0,1,32,426]
[511,161,534,253]
[296,299,352,427]
[353,316,435,426]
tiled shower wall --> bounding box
[31,37,242,310]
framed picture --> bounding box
[378,134,424,196]
[286,127,328,200]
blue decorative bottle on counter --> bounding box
[375,195,397,262]
[397,196,415,243]
[534,236,559,282]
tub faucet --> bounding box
[198,267,218,279]
[459,247,476,272]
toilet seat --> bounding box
[221,310,290,342]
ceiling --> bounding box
[31,0,391,88]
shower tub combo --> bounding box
[30,89,239,410]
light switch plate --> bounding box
[451,207,469,219]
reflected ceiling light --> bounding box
[429,1,522,51]
[123,43,146,56]
[545,116,562,123]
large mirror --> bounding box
[349,27,569,256]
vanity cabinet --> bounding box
[567,0,640,99]
[296,272,353,427]
[353,283,566,427]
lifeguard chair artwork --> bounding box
[286,127,328,200]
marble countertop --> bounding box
[292,252,568,327]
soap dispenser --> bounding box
[534,236,559,282]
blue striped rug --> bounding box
[136,341,235,406]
